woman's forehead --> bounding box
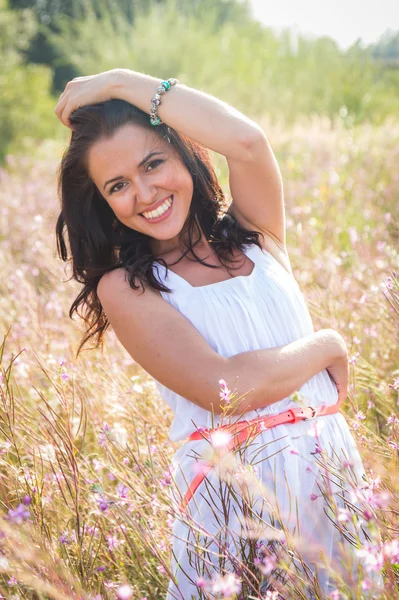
[87,124,170,177]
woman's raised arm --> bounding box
[54,69,264,161]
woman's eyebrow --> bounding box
[102,151,165,191]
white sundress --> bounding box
[152,243,373,600]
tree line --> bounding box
[1,0,398,161]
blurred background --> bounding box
[1,0,398,161]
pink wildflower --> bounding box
[116,585,134,600]
[117,483,130,498]
[196,577,208,589]
[387,413,399,426]
[211,572,241,596]
[219,379,231,404]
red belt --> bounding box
[179,402,342,513]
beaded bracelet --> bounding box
[150,78,179,126]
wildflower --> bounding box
[59,532,70,544]
[196,577,208,589]
[96,565,106,572]
[337,508,351,523]
[116,585,134,600]
[355,542,384,573]
[219,379,231,404]
[264,591,279,599]
[290,448,299,455]
[22,495,31,505]
[382,538,399,563]
[92,458,104,472]
[310,493,318,501]
[160,469,172,486]
[254,551,277,576]
[311,443,322,455]
[211,572,241,596]
[6,503,30,524]
[389,377,399,391]
[106,535,124,551]
[210,429,233,450]
[98,423,111,448]
[387,413,399,426]
[361,578,372,590]
[355,411,366,421]
[97,497,109,512]
[116,482,130,498]
[329,591,341,599]
[157,565,167,575]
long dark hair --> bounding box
[56,99,263,354]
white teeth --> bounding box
[142,196,173,220]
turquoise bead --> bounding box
[161,80,171,91]
[150,117,161,126]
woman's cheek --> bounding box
[110,196,134,220]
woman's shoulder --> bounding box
[97,268,155,304]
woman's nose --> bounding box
[135,178,157,207]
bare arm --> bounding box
[55,69,264,161]
[98,269,345,416]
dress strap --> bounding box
[152,260,192,291]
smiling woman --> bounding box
[85,123,194,254]
[54,69,378,599]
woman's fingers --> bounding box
[54,94,68,121]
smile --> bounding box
[141,195,174,222]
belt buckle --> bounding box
[305,406,317,420]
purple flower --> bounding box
[117,482,130,498]
[6,503,30,524]
[311,443,322,455]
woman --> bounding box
[54,69,372,599]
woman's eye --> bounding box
[110,182,127,194]
[147,159,163,171]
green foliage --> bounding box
[1,0,399,162]
[0,0,58,161]
[46,0,399,125]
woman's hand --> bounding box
[54,69,124,128]
[323,329,349,404]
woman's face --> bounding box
[87,123,194,256]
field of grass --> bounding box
[0,116,398,599]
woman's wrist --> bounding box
[107,68,261,160]
[109,69,161,115]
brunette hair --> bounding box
[56,99,262,354]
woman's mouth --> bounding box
[140,195,174,223]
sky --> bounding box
[250,0,398,49]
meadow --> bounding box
[0,112,397,599]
